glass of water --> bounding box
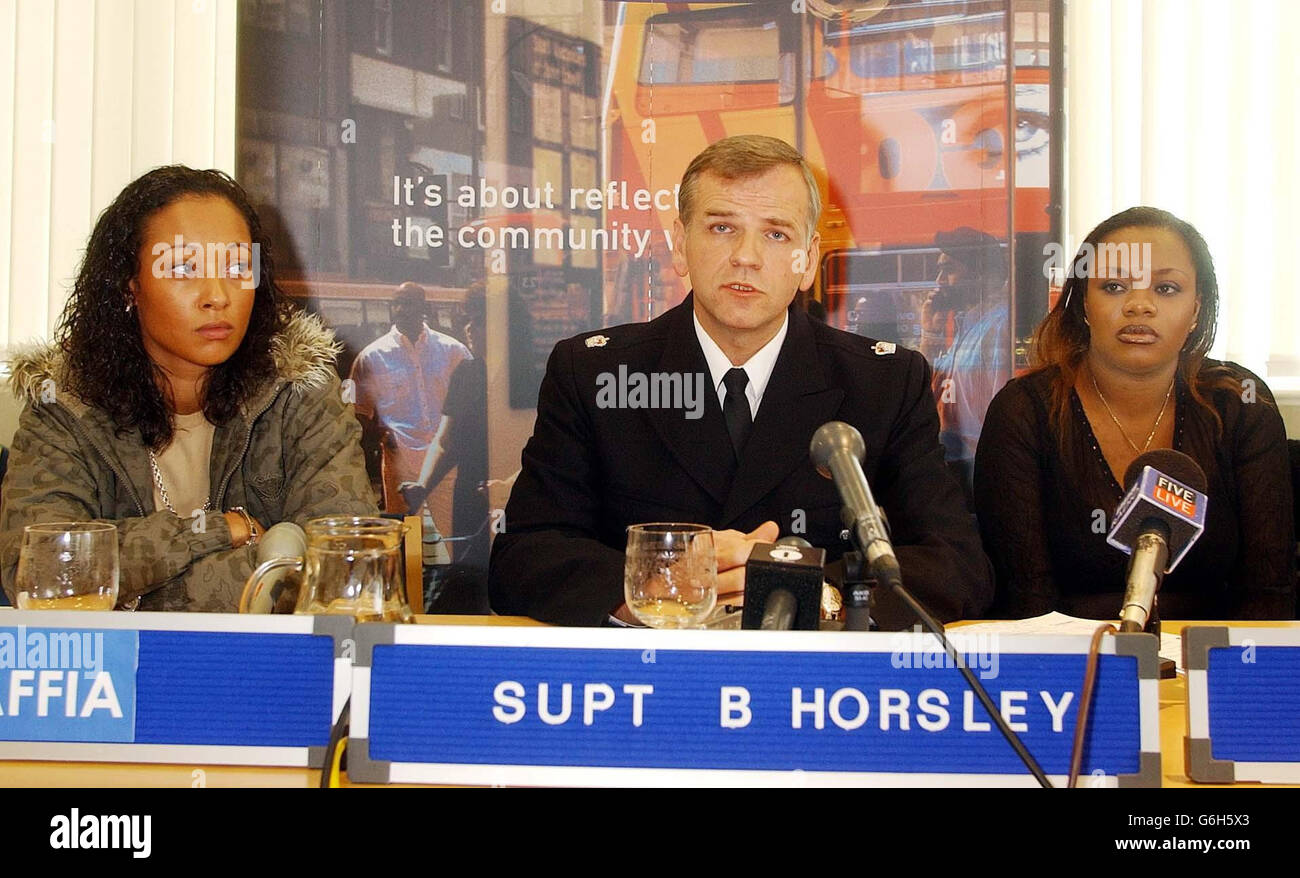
[624,523,717,628]
[15,522,119,611]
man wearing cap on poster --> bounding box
[490,135,992,628]
[921,227,1012,495]
[349,282,471,561]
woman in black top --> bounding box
[974,207,1295,620]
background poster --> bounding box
[235,0,1059,611]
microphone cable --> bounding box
[887,582,1054,788]
[1068,623,1117,788]
[319,696,350,789]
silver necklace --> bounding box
[149,450,210,515]
[1089,372,1175,454]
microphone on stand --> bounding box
[810,421,899,631]
[807,419,1053,786]
[1106,450,1208,632]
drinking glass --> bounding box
[624,523,717,628]
[15,522,119,611]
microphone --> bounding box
[811,421,901,633]
[257,521,307,565]
[1106,450,1208,632]
[808,430,1054,785]
[741,536,824,631]
[810,420,901,582]
[246,522,308,614]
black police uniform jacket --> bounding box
[489,295,993,628]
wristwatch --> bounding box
[228,506,259,547]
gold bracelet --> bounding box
[228,506,259,547]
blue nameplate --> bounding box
[0,611,352,767]
[1183,625,1300,784]
[348,626,1161,787]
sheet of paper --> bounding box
[956,612,1182,671]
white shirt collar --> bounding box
[392,323,430,345]
[692,310,789,418]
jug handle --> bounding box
[240,556,303,614]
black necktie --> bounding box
[722,367,752,458]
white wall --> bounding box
[0,0,237,446]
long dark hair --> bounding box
[1031,205,1241,440]
[56,166,287,449]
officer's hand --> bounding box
[713,520,781,601]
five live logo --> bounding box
[1153,475,1198,518]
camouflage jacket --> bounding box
[0,312,378,611]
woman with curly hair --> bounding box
[974,206,1294,620]
[0,166,377,611]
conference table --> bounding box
[0,616,1293,788]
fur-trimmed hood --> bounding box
[7,310,343,414]
[264,310,345,395]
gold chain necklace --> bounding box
[1089,372,1175,454]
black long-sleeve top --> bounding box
[973,363,1295,620]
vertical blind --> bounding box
[0,0,237,351]
[1065,0,1300,387]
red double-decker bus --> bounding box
[604,0,1054,353]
